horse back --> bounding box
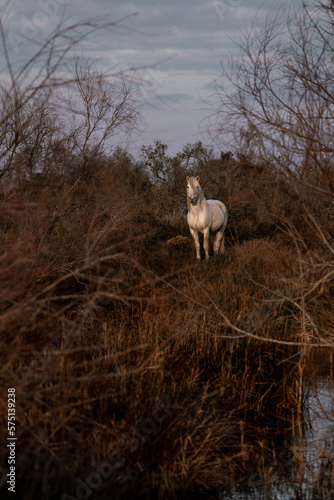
[207,199,228,231]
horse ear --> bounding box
[186,176,190,182]
[196,175,200,182]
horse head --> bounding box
[186,176,201,205]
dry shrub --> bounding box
[1,141,333,499]
[0,197,303,500]
[232,238,295,278]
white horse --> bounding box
[186,176,228,261]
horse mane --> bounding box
[198,184,205,203]
[195,181,205,206]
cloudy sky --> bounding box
[1,0,302,155]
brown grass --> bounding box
[0,149,334,500]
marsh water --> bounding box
[220,356,334,499]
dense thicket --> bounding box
[1,2,334,499]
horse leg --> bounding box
[203,228,210,261]
[190,228,201,261]
[214,227,225,255]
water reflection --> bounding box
[219,379,334,500]
[299,381,334,496]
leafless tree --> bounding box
[217,1,334,179]
[0,5,141,184]
[0,86,60,184]
[64,58,143,163]
[215,0,334,346]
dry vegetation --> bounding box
[1,138,333,500]
[1,2,334,499]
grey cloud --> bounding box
[142,91,193,109]
[0,0,303,155]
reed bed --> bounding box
[2,157,333,500]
